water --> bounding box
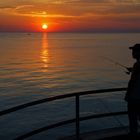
[0,32,139,139]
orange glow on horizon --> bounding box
[0,1,139,33]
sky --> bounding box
[0,0,140,32]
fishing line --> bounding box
[100,56,131,75]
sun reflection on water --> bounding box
[41,33,49,70]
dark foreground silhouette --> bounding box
[125,44,140,136]
[101,133,140,140]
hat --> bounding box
[129,44,140,50]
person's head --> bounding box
[129,44,140,60]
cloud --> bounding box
[0,0,139,19]
[0,5,35,16]
[0,6,15,9]
[0,0,139,6]
[0,0,139,32]
[0,4,47,17]
[56,0,140,4]
[15,5,34,10]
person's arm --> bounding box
[125,64,138,101]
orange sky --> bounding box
[0,0,139,32]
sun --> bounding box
[42,24,48,30]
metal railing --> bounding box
[0,87,127,140]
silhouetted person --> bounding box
[125,44,140,137]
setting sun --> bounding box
[42,24,48,30]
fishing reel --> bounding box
[125,67,132,75]
[125,71,131,75]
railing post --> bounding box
[76,95,80,140]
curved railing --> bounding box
[0,87,127,140]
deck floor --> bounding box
[60,126,140,140]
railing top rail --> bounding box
[0,87,127,116]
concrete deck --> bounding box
[60,126,140,140]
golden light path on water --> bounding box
[41,33,49,71]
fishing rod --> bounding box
[102,56,132,75]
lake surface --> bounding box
[0,32,139,139]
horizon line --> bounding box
[0,31,140,34]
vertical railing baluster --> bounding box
[76,94,80,140]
